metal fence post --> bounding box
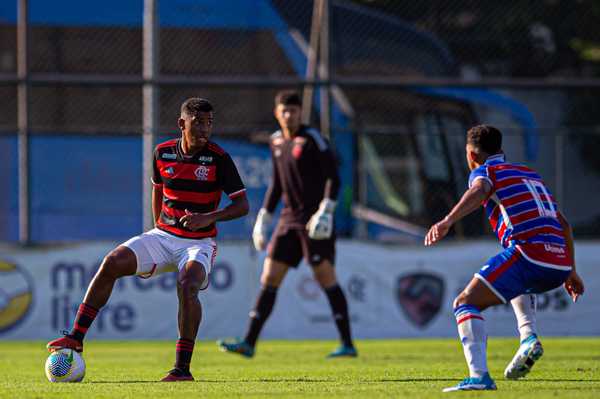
[17,0,29,245]
[302,0,324,125]
[555,130,564,206]
[143,0,159,231]
[319,0,331,139]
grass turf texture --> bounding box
[1,338,598,398]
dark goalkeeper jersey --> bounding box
[263,125,340,226]
[152,138,246,239]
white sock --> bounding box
[511,294,537,342]
[454,304,488,378]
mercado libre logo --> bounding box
[0,259,34,333]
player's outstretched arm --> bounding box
[424,178,491,246]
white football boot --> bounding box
[504,334,544,379]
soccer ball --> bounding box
[45,349,86,382]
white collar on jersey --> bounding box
[485,153,506,164]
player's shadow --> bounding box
[514,378,600,382]
[91,381,161,384]
[91,377,600,384]
[198,378,461,383]
[360,378,460,382]
[90,378,463,384]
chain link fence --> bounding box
[1,0,599,243]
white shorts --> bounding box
[121,228,217,290]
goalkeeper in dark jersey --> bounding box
[218,90,357,358]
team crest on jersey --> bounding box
[194,166,210,180]
[395,273,444,328]
[292,145,303,159]
[164,167,174,175]
[292,137,306,159]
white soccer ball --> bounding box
[45,349,86,383]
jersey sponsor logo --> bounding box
[0,259,34,333]
[194,166,210,181]
[198,156,213,162]
[544,244,566,254]
[395,272,444,328]
[164,167,174,175]
[162,153,177,160]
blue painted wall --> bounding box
[0,136,272,243]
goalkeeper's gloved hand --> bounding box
[252,208,272,251]
[306,199,336,240]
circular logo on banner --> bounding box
[0,259,34,333]
[210,262,234,291]
[297,276,321,301]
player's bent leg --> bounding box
[504,333,544,380]
[259,257,290,287]
[83,246,138,309]
[444,277,502,392]
[218,258,289,358]
[162,260,206,382]
[312,260,357,358]
[505,294,543,379]
[47,246,137,353]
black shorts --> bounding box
[267,223,336,267]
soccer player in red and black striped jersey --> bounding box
[218,90,357,358]
[47,98,249,382]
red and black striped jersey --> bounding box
[152,138,246,239]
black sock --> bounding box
[70,303,99,343]
[325,284,353,348]
[244,285,278,347]
[174,338,195,372]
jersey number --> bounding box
[522,179,557,218]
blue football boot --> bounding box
[217,339,255,358]
[504,334,544,379]
[443,373,497,392]
[327,345,358,358]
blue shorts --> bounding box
[475,246,571,303]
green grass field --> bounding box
[1,338,599,398]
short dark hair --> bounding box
[274,90,302,107]
[180,97,214,117]
[467,124,502,155]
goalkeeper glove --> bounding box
[306,199,336,240]
[252,208,272,251]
